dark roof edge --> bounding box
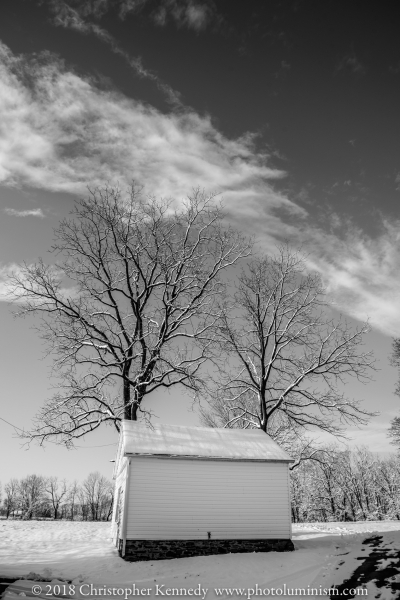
[124,452,294,463]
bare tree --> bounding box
[104,482,114,521]
[82,471,112,521]
[376,455,400,520]
[19,475,46,520]
[9,186,250,446]
[77,486,89,521]
[387,339,400,447]
[388,419,400,447]
[290,445,400,523]
[3,479,19,519]
[45,477,68,520]
[66,480,80,520]
[201,247,376,444]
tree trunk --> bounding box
[124,379,131,419]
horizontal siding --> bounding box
[127,457,291,540]
[111,457,128,543]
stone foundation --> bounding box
[121,539,294,561]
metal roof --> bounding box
[118,420,293,462]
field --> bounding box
[1,520,400,598]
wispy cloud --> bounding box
[45,0,219,32]
[45,0,182,105]
[116,0,146,20]
[0,264,20,301]
[2,41,400,338]
[242,203,400,337]
[336,52,367,75]
[0,262,77,303]
[0,40,292,210]
[4,207,45,218]
[305,220,400,336]
[152,0,217,31]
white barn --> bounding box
[112,420,294,561]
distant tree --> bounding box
[45,477,68,520]
[77,486,89,521]
[289,445,400,523]
[82,471,112,521]
[388,418,400,446]
[376,455,400,520]
[103,482,114,521]
[3,479,19,519]
[290,462,316,522]
[387,339,400,447]
[9,186,250,446]
[19,475,46,520]
[66,480,80,520]
[201,247,376,449]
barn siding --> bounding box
[126,457,291,540]
[111,456,129,545]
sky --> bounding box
[1,0,400,483]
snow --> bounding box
[118,421,293,464]
[1,520,400,599]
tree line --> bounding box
[0,472,113,521]
[291,446,400,522]
[3,447,400,523]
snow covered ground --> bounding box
[1,520,400,598]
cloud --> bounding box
[0,264,19,300]
[0,40,293,209]
[304,220,400,336]
[0,262,77,303]
[44,0,219,31]
[242,200,400,337]
[152,0,216,31]
[2,42,400,338]
[45,0,182,105]
[4,208,45,218]
[42,0,116,21]
[336,53,367,75]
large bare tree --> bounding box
[201,247,376,447]
[9,185,250,445]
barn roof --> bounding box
[117,420,293,464]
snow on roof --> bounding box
[119,420,293,462]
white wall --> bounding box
[111,456,128,544]
[126,457,291,540]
